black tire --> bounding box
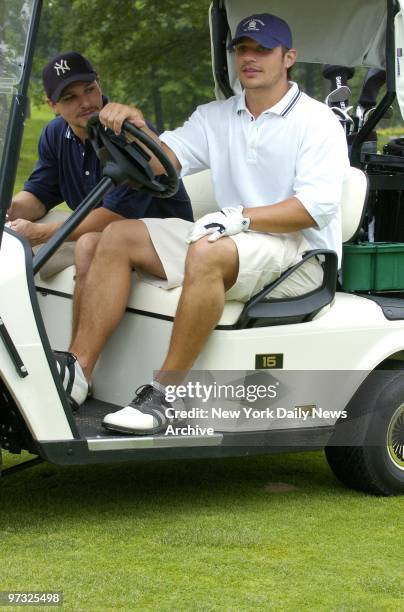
[325,368,404,496]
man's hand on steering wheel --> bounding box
[97,102,180,178]
[99,103,146,136]
[89,104,180,196]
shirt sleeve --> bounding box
[159,105,210,177]
[293,109,350,229]
[23,126,63,211]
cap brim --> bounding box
[227,32,283,50]
[50,73,96,102]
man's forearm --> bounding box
[40,220,97,243]
[11,218,99,246]
[8,191,47,221]
[146,135,181,176]
[10,208,126,246]
[126,124,180,176]
[244,197,316,233]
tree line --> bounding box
[30,0,391,130]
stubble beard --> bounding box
[243,71,285,93]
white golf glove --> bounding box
[187,206,251,243]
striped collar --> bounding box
[64,125,74,140]
[236,82,302,118]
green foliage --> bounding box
[29,0,404,133]
[32,0,213,130]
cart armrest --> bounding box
[236,250,338,328]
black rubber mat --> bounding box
[74,398,121,438]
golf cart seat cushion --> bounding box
[36,266,244,326]
[340,166,368,242]
[182,169,217,219]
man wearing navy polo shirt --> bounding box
[8,51,192,272]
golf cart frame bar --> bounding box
[32,176,114,274]
[351,0,399,167]
[211,0,233,99]
[0,0,43,251]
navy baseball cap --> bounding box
[227,13,293,50]
[43,51,97,102]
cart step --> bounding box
[76,398,223,448]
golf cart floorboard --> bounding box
[75,399,223,445]
[75,398,122,438]
[73,399,333,452]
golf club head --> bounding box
[325,86,352,107]
[363,105,394,126]
[330,107,355,135]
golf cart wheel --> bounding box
[325,369,404,496]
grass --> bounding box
[377,126,404,151]
[14,104,69,211]
[6,104,404,612]
[1,449,403,611]
[14,105,53,194]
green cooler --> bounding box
[342,242,404,291]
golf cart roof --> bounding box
[224,0,392,67]
[212,0,404,116]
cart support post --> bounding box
[32,176,114,275]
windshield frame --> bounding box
[0,0,43,250]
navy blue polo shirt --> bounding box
[24,115,193,221]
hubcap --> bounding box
[387,403,404,470]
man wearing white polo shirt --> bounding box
[54,13,349,433]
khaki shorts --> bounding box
[141,218,323,302]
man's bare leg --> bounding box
[101,235,239,434]
[69,219,166,380]
[156,236,239,387]
[72,232,101,338]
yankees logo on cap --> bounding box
[54,59,71,76]
[43,51,97,102]
[227,13,293,50]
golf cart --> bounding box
[1,0,404,496]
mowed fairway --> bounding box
[13,104,68,212]
[2,108,403,611]
[13,104,53,194]
[1,450,403,610]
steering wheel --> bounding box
[87,114,179,198]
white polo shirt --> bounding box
[160,82,350,263]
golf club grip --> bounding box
[322,64,355,89]
[358,68,386,108]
